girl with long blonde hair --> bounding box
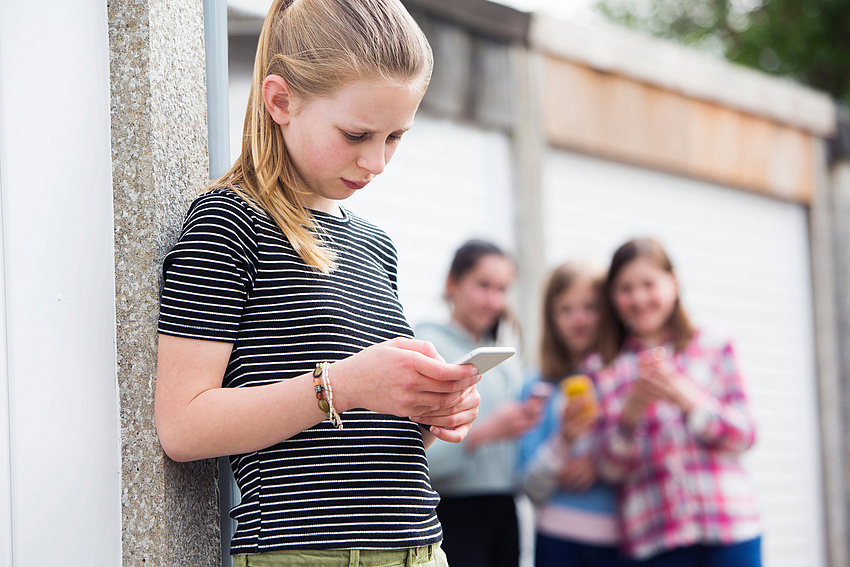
[154,1,481,565]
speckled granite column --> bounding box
[108,0,221,565]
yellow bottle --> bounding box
[561,374,598,421]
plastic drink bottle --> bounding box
[561,374,598,421]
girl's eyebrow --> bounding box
[346,122,414,133]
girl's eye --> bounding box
[342,131,367,142]
[387,133,403,142]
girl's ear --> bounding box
[444,276,457,302]
[262,75,293,125]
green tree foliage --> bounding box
[595,0,850,108]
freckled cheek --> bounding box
[317,140,359,172]
[297,139,347,175]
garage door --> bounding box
[542,150,825,567]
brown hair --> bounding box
[598,238,694,364]
[211,0,433,272]
[538,262,603,381]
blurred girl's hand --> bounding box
[620,375,658,431]
[559,397,598,443]
[556,455,597,492]
[637,353,698,414]
[461,397,545,452]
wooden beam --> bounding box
[543,57,817,203]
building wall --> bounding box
[0,1,121,564]
[530,15,844,565]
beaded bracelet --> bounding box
[313,362,343,430]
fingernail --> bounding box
[430,425,442,435]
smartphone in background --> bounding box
[453,346,516,375]
[529,380,556,401]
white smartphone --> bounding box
[453,346,516,375]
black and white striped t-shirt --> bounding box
[158,188,442,553]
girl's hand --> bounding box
[559,397,598,443]
[637,353,698,413]
[413,384,481,444]
[620,375,658,431]
[331,337,482,418]
[556,455,597,492]
[461,397,546,452]
[155,336,480,462]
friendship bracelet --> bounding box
[322,363,343,430]
[313,362,343,430]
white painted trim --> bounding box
[529,14,837,136]
[0,1,121,563]
[0,5,13,559]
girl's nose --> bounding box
[357,143,387,175]
[633,289,651,306]
[488,289,507,311]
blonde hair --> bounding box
[538,262,604,381]
[212,0,433,272]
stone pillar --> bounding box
[108,1,221,565]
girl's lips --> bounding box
[342,178,369,190]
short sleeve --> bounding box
[158,191,259,342]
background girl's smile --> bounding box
[612,256,678,343]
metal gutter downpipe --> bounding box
[203,1,233,566]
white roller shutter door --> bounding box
[542,150,825,567]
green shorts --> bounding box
[232,543,449,567]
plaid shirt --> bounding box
[593,329,761,560]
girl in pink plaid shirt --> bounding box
[593,238,762,567]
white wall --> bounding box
[542,150,825,567]
[0,1,121,564]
